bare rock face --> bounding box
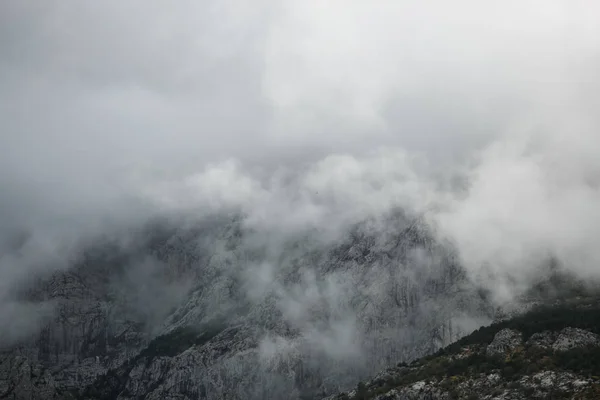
[0,355,62,399]
[486,328,523,357]
[552,328,600,351]
[0,213,495,400]
[1,258,151,392]
[525,328,600,351]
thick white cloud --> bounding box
[1,0,600,322]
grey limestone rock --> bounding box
[486,328,523,357]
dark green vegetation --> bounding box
[79,322,226,400]
[333,297,600,400]
[139,324,225,360]
[441,300,600,355]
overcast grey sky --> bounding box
[1,0,600,309]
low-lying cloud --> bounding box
[1,0,600,340]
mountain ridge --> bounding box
[0,212,581,400]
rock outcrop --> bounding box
[485,328,522,357]
[553,327,600,351]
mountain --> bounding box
[0,209,537,399]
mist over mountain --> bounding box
[1,1,600,399]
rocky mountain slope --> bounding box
[4,209,590,400]
[326,296,600,400]
[0,210,496,399]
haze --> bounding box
[1,0,600,326]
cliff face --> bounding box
[0,211,494,400]
[0,241,154,399]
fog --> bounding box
[1,0,600,346]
